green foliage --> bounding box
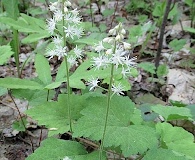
[26,138,105,160]
[138,62,156,74]
[157,64,169,77]
[26,94,86,136]
[0,13,50,44]
[12,117,27,131]
[73,96,158,157]
[12,89,55,107]
[2,0,19,20]
[0,77,43,90]
[151,104,192,121]
[0,45,14,65]
[35,54,52,85]
[156,123,195,159]
[169,39,187,52]
[144,148,190,160]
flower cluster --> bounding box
[92,23,137,76]
[47,0,83,38]
[46,0,84,64]
[87,23,137,95]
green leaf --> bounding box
[156,123,195,159]
[2,0,19,20]
[186,104,195,120]
[184,27,195,34]
[169,39,186,52]
[102,9,114,17]
[157,64,169,77]
[138,62,156,74]
[35,54,52,85]
[0,78,43,90]
[26,138,87,160]
[22,32,50,44]
[73,96,158,157]
[144,148,190,160]
[26,94,85,136]
[151,104,192,121]
[0,14,47,33]
[56,60,67,82]
[0,45,14,65]
[0,87,7,96]
[12,89,55,107]
[74,38,99,45]
[12,117,27,132]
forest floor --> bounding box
[0,0,195,159]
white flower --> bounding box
[121,67,130,78]
[74,46,83,58]
[53,35,62,45]
[111,83,124,95]
[68,55,78,67]
[46,18,56,34]
[63,156,72,160]
[64,0,71,7]
[64,25,76,39]
[105,48,112,55]
[74,26,83,38]
[49,2,58,12]
[72,15,82,24]
[53,10,63,22]
[87,77,100,91]
[54,45,67,59]
[46,49,56,60]
[92,55,110,70]
[123,56,137,69]
[71,8,79,16]
[111,48,126,68]
[94,41,105,53]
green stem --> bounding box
[13,29,20,78]
[99,42,117,160]
[62,0,72,132]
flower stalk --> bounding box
[62,0,72,132]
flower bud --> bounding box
[108,28,116,35]
[121,28,126,35]
[123,42,131,50]
[115,34,124,41]
[106,48,112,55]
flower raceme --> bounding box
[88,23,137,95]
[45,0,84,66]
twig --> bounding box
[155,0,173,68]
[8,90,35,152]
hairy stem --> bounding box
[155,0,172,68]
[99,42,117,160]
[62,0,72,132]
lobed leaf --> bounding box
[156,122,195,159]
[73,96,158,157]
[144,148,190,160]
[26,94,86,136]
[151,104,192,121]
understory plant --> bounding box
[0,0,195,160]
